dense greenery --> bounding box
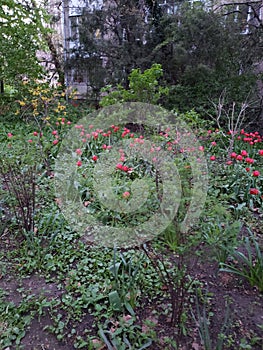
[0,80,262,348]
[67,1,262,115]
[0,1,263,348]
[0,0,49,90]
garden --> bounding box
[0,66,262,350]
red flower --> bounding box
[92,155,98,161]
[245,157,254,164]
[250,188,259,195]
[253,170,260,177]
[116,164,130,172]
[245,167,250,172]
[122,165,129,172]
[76,160,82,167]
[258,150,263,156]
[241,150,248,156]
[210,155,216,161]
[33,131,38,136]
[92,132,98,139]
[53,139,59,145]
[236,155,243,161]
[230,152,237,158]
[116,163,123,170]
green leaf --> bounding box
[108,291,122,311]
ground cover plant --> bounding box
[0,80,262,350]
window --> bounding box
[69,16,80,41]
[223,1,262,34]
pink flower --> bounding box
[230,152,237,158]
[122,166,129,172]
[67,121,72,125]
[102,144,107,150]
[121,131,129,137]
[92,132,98,139]
[53,139,59,145]
[236,155,243,161]
[241,150,248,156]
[253,170,260,177]
[245,157,254,164]
[33,131,38,136]
[226,161,232,165]
[116,164,130,172]
[28,139,33,143]
[199,146,204,151]
[92,155,98,161]
[76,149,82,155]
[75,124,83,129]
[116,163,123,170]
[7,133,13,138]
[250,188,259,195]
[76,160,82,167]
[211,141,217,146]
[123,191,130,199]
[210,155,216,161]
[258,150,263,156]
[52,130,58,135]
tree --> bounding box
[66,0,262,118]
[151,2,261,114]
[0,0,49,91]
[66,0,161,101]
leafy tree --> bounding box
[66,0,161,102]
[151,2,261,114]
[100,63,169,106]
[0,0,49,91]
